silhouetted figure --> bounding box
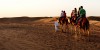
[76,6,86,24]
[63,11,67,18]
[74,8,77,18]
[60,10,64,17]
[77,7,81,18]
[59,10,67,24]
[71,10,75,20]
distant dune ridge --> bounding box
[0,17,51,24]
[0,16,99,22]
[87,16,100,21]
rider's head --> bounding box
[63,11,66,13]
[74,8,77,12]
[79,7,81,10]
[61,10,63,12]
[80,6,83,9]
[74,8,77,10]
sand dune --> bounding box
[0,17,99,50]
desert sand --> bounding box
[0,17,99,50]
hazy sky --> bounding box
[0,0,100,17]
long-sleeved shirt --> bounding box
[80,8,86,16]
[61,12,64,17]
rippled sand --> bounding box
[0,17,99,50]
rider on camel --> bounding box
[71,10,75,20]
[59,10,64,21]
[71,8,77,22]
[76,6,86,24]
[60,10,64,17]
[59,10,66,24]
[63,11,66,19]
[74,8,77,18]
[60,10,66,18]
[77,7,81,18]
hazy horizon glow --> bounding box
[0,0,100,17]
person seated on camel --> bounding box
[77,7,81,18]
[61,10,64,17]
[76,6,86,24]
[59,10,66,24]
[74,8,78,20]
[63,11,67,19]
[59,10,64,23]
[71,10,75,20]
[71,8,77,20]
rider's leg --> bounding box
[76,17,80,24]
[76,15,83,24]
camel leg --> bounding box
[61,24,66,33]
[61,25,63,32]
[61,21,63,32]
[87,29,90,36]
[74,26,79,40]
[75,26,77,36]
[66,24,68,33]
[71,25,73,33]
[59,24,63,32]
[75,26,76,34]
[63,24,66,32]
[79,28,81,36]
[87,30,90,41]
[76,26,81,39]
[82,29,85,35]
